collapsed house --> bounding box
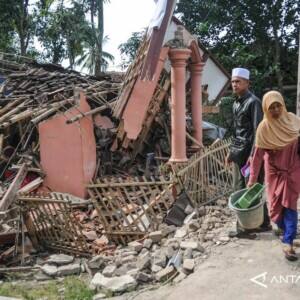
[0,0,233,264]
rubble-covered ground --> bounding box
[0,197,235,299]
[1,201,300,300]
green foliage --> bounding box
[0,276,94,300]
[0,0,114,73]
[118,30,145,69]
[177,0,300,99]
[37,1,93,67]
[63,276,95,300]
[0,1,16,52]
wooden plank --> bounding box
[0,163,27,211]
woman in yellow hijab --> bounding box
[248,90,300,261]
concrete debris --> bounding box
[143,239,153,250]
[174,228,188,239]
[102,265,117,277]
[128,241,143,253]
[47,254,74,265]
[136,272,153,283]
[137,255,151,271]
[34,270,52,281]
[88,256,105,269]
[180,241,201,251]
[91,273,137,293]
[149,231,163,243]
[41,264,58,277]
[93,293,107,300]
[155,266,177,282]
[183,259,195,273]
[57,263,81,276]
[152,251,167,268]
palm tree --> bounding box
[76,34,114,74]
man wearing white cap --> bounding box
[227,67,270,236]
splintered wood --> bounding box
[18,193,91,256]
[174,139,233,206]
[87,176,176,244]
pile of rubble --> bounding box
[0,19,234,297]
[17,199,232,297]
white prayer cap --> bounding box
[231,68,250,80]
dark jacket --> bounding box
[229,90,263,166]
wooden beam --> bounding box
[0,163,27,211]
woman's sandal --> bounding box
[283,247,298,261]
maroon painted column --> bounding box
[168,48,191,163]
[190,62,205,148]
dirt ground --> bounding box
[112,228,300,300]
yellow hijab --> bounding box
[255,91,300,150]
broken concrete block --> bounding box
[88,255,104,269]
[136,272,152,283]
[152,251,167,268]
[139,248,149,256]
[184,204,194,215]
[115,263,136,276]
[159,224,176,237]
[187,220,200,232]
[149,231,163,243]
[198,207,206,217]
[126,268,139,277]
[91,273,137,293]
[91,273,110,289]
[180,241,199,250]
[151,264,162,273]
[41,264,58,277]
[167,238,180,250]
[137,255,151,271]
[121,250,138,257]
[180,240,204,252]
[155,266,176,282]
[166,246,175,259]
[93,293,106,300]
[121,255,136,264]
[183,259,195,273]
[151,244,160,252]
[102,265,116,277]
[174,228,187,239]
[143,238,153,249]
[47,254,74,265]
[57,263,81,276]
[34,270,52,281]
[183,248,193,259]
[128,241,143,253]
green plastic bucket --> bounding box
[228,188,265,229]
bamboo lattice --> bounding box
[18,193,91,256]
[174,139,233,206]
[87,176,176,244]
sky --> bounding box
[103,0,157,71]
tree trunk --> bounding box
[94,0,103,76]
[17,0,29,56]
